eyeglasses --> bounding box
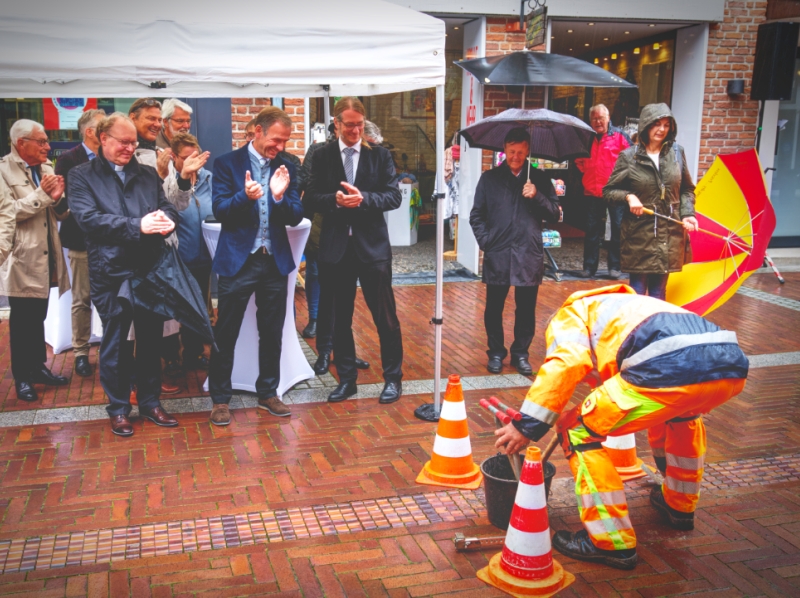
[139,98,161,107]
[340,121,365,130]
[22,137,50,147]
[106,134,139,149]
[169,118,192,126]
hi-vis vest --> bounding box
[521,285,749,426]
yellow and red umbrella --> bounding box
[666,149,776,316]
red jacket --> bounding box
[575,127,630,198]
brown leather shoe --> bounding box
[210,403,231,426]
[140,406,179,427]
[161,382,180,395]
[258,396,291,417]
[110,414,134,437]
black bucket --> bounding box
[481,454,556,530]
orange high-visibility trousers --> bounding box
[556,375,745,551]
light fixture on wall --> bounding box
[594,58,599,64]
[588,22,595,26]
[624,31,630,35]
[454,26,459,30]
[726,80,745,96]
[611,53,617,59]
[634,47,640,54]
[653,42,660,49]
[585,43,590,46]
[567,29,573,33]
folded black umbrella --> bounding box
[459,108,594,162]
[129,234,217,351]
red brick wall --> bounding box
[698,0,768,176]
[230,98,306,157]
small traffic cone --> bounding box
[602,433,646,481]
[477,446,574,597]
[416,374,482,490]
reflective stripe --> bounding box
[579,490,627,509]
[431,435,472,458]
[621,331,738,371]
[666,454,705,470]
[504,525,552,558]
[602,434,636,450]
[439,399,466,422]
[546,330,591,357]
[514,482,547,511]
[520,401,560,426]
[665,476,701,495]
[590,295,638,350]
[584,516,633,536]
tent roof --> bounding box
[0,0,445,98]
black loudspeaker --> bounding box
[751,22,800,101]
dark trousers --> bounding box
[323,240,403,383]
[100,304,164,417]
[315,260,335,355]
[629,273,669,301]
[583,197,624,274]
[209,251,287,404]
[484,284,540,360]
[8,296,49,380]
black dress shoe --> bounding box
[328,381,357,403]
[513,356,533,376]
[314,352,331,375]
[487,356,503,374]
[576,270,595,279]
[650,486,695,530]
[30,366,68,386]
[552,529,638,570]
[355,358,370,370]
[302,319,317,338]
[15,380,37,402]
[379,381,402,404]
[74,355,93,377]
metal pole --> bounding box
[434,83,446,416]
[323,85,331,127]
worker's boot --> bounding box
[552,529,638,570]
[650,486,695,531]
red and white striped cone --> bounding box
[602,433,646,481]
[477,446,574,597]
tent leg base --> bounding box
[414,403,440,422]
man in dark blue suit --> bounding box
[208,107,303,425]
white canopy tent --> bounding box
[0,0,450,416]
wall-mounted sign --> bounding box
[525,7,547,49]
[43,98,98,130]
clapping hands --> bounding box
[141,210,175,235]
[244,170,263,200]
[270,165,290,201]
[335,181,363,208]
[40,174,65,201]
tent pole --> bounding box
[323,85,331,126]
[434,83,445,416]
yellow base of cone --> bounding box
[477,552,575,597]
[614,458,647,482]
[415,460,483,490]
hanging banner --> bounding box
[525,7,548,49]
[43,98,98,130]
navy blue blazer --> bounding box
[211,145,303,277]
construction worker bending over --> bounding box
[495,284,748,570]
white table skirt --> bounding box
[201,219,314,397]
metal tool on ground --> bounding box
[477,446,575,597]
[480,398,521,481]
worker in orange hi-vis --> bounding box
[494,284,749,570]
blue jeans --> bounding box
[305,255,320,320]
[628,273,669,300]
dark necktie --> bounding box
[343,147,356,185]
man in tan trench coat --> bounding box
[0,119,70,402]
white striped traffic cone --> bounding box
[602,433,646,481]
[416,374,483,490]
[477,446,574,597]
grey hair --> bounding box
[589,104,609,117]
[162,98,193,120]
[364,120,383,144]
[96,112,135,138]
[78,109,107,139]
[9,119,45,145]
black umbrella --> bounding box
[129,234,217,351]
[455,51,637,88]
[459,108,594,164]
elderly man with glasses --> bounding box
[0,119,71,402]
[157,99,193,151]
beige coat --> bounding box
[0,146,69,298]
[0,176,15,266]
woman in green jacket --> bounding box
[603,103,698,299]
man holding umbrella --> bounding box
[469,127,561,376]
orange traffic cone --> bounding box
[478,446,574,597]
[602,433,646,481]
[416,374,482,490]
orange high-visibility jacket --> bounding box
[521,285,749,428]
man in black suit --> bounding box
[54,108,106,377]
[306,97,403,404]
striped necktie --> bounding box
[343,147,356,185]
